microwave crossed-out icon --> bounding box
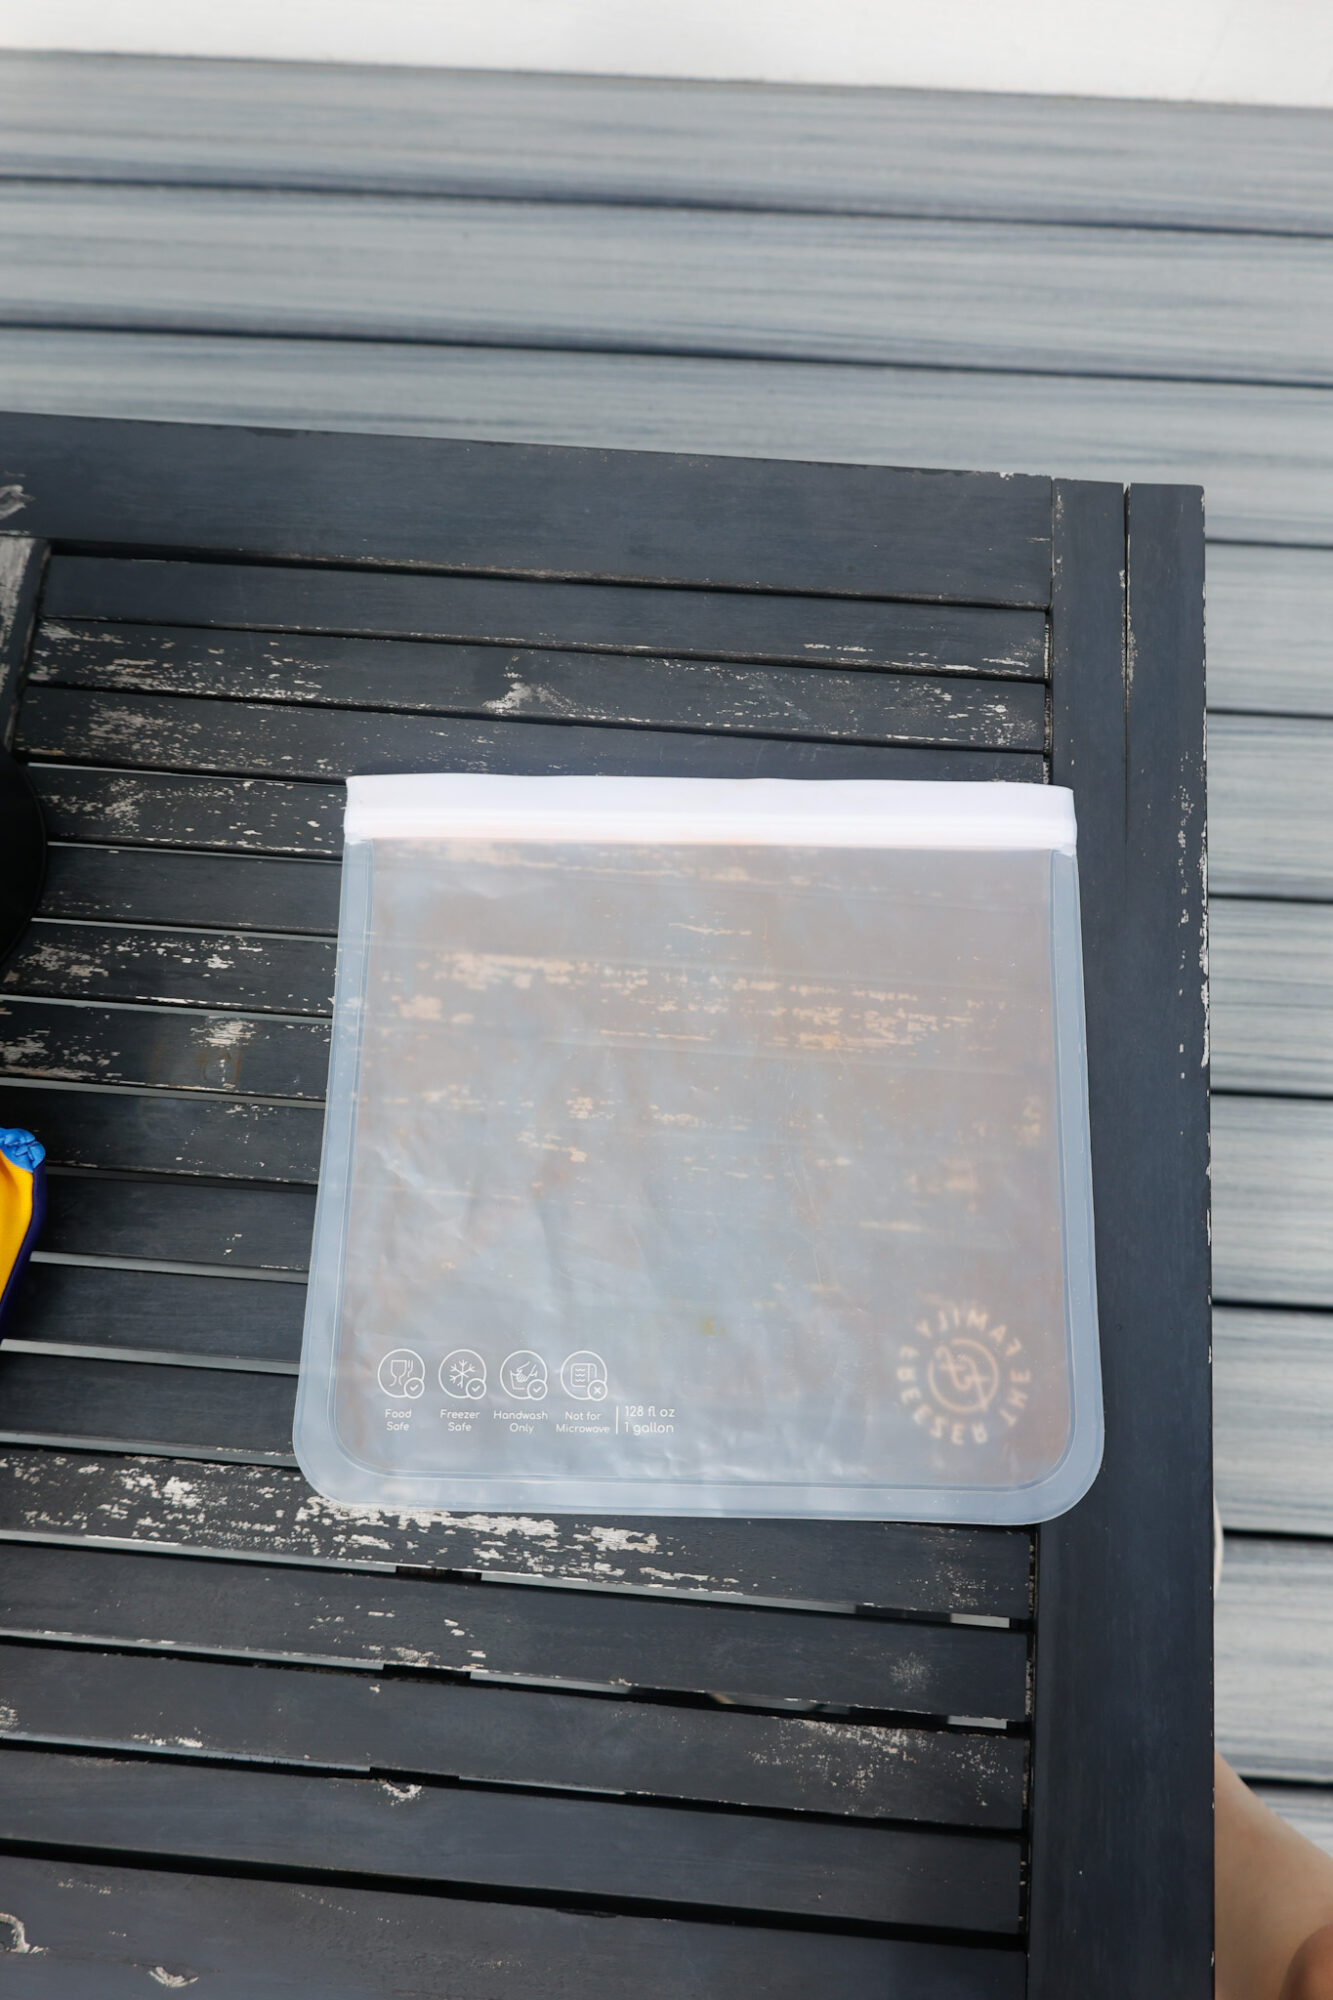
[560,1351,609,1401]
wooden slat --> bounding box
[1216,1536,1333,1783]
[40,570,1049,677]
[0,1084,324,1182]
[0,1744,1023,1933]
[0,997,328,1098]
[0,414,1055,607]
[40,1172,315,1270]
[1252,1787,1333,1860]
[1210,900,1333,1095]
[0,1448,1032,1616]
[1210,715,1333,899]
[17,685,1042,784]
[4,921,334,1017]
[0,1352,298,1461]
[29,623,1045,750]
[4,184,1332,388]
[29,766,345,859]
[0,1854,1019,2000]
[0,1541,1028,1716]
[6,1263,304,1365]
[1212,1096,1333,1307]
[3,332,1328,545]
[5,53,1332,236]
[1214,1307,1333,1536]
[0,1643,1025,1828]
[1207,545,1333,718]
[40,844,341,932]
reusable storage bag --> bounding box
[295,774,1102,1522]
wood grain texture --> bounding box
[0,1745,1024,1932]
[5,1261,305,1365]
[0,1351,299,1461]
[1207,545,1333,718]
[0,414,1054,606]
[29,765,345,858]
[4,52,1332,235]
[0,1541,1029,1716]
[4,184,1332,389]
[1212,1096,1333,1307]
[18,684,1042,785]
[1209,716,1333,900]
[1210,900,1333,1094]
[39,1172,316,1270]
[0,995,329,1098]
[0,1855,1022,2000]
[4,921,334,1017]
[0,1447,1033,1615]
[1028,482,1212,1995]
[40,567,1049,676]
[4,330,1330,544]
[0,1643,1026,1828]
[40,844,342,932]
[0,1083,324,1182]
[28,626,1045,751]
[1214,1308,1333,1536]
[1216,1537,1333,1782]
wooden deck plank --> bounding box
[4,184,1333,388]
[1212,1097,1333,1307]
[0,1541,1029,1716]
[4,921,334,1016]
[4,52,1331,236]
[1210,900,1333,1095]
[0,1083,324,1182]
[1217,1537,1333,1782]
[5,1262,304,1365]
[40,845,342,932]
[29,766,345,859]
[0,1642,1026,1828]
[0,996,329,1099]
[0,1448,1032,1615]
[41,568,1048,676]
[1209,716,1333,900]
[38,1172,316,1270]
[0,414,1055,607]
[1207,545,1333,719]
[3,332,1328,544]
[30,623,1045,748]
[0,1852,1020,2000]
[0,1744,1026,1931]
[0,1352,299,1461]
[17,686,1042,785]
[1215,1307,1333,1536]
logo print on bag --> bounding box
[896,1302,1030,1447]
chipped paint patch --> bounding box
[0,1913,44,1955]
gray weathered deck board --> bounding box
[1212,1098,1333,1307]
[1217,1538,1333,1780]
[3,332,1329,546]
[1211,901,1333,1093]
[6,184,1333,387]
[1215,1308,1333,1535]
[3,53,1331,236]
[1207,546,1333,716]
[1208,717,1333,900]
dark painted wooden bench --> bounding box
[0,414,1210,1996]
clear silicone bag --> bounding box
[295,775,1102,1522]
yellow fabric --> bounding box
[0,1151,34,1281]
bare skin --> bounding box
[1216,1753,1333,1999]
